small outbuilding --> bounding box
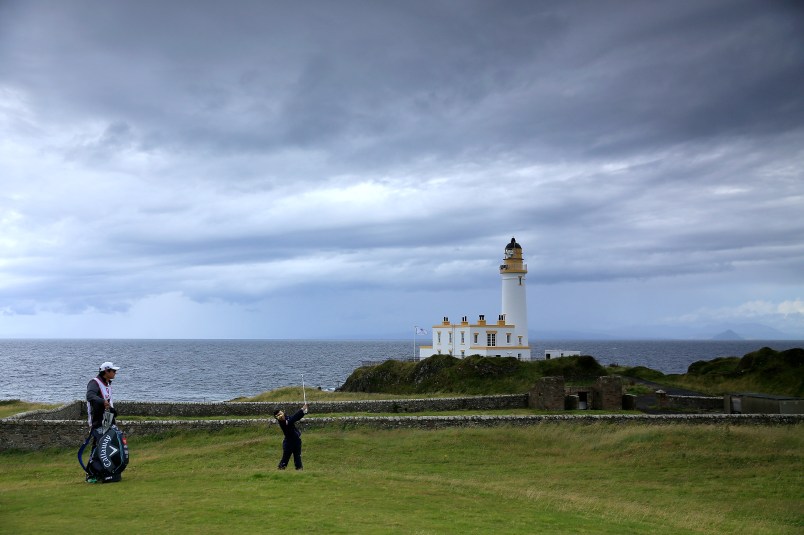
[724,392,804,414]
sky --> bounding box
[1,0,803,340]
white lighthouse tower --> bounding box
[500,237,529,351]
[418,237,532,360]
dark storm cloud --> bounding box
[3,1,801,167]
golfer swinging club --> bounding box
[273,378,308,470]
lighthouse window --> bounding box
[437,332,441,344]
[473,333,478,344]
[506,333,511,344]
[461,331,465,344]
[487,333,496,346]
[448,332,452,343]
[518,276,522,285]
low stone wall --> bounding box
[658,394,724,412]
[118,395,529,416]
[2,414,801,451]
[10,395,528,421]
[0,418,271,451]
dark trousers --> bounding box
[278,439,302,470]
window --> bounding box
[518,336,522,345]
[487,333,496,346]
[448,332,452,343]
[461,350,465,357]
[437,332,441,344]
[460,331,465,344]
[506,333,511,344]
[473,333,478,344]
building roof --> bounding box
[731,392,802,401]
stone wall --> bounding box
[0,418,269,451]
[5,388,799,451]
[593,376,623,410]
[529,376,565,410]
[2,414,801,451]
[9,395,529,421]
[656,393,723,412]
[532,376,624,410]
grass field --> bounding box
[1,422,802,534]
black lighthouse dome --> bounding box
[505,237,521,251]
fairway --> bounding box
[1,423,802,534]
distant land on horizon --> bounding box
[530,322,798,341]
[712,329,744,340]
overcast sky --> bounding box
[1,0,803,340]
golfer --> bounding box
[273,403,308,470]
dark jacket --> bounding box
[277,409,305,443]
[86,374,117,429]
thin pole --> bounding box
[302,374,307,405]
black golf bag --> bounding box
[78,424,129,483]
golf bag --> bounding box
[78,423,129,483]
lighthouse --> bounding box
[500,237,529,351]
[418,237,532,360]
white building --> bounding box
[419,237,531,360]
[544,350,581,359]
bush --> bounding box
[619,366,666,382]
[339,355,608,395]
[687,357,740,376]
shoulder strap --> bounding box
[77,432,94,474]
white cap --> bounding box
[99,361,120,372]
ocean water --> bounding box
[1,338,801,403]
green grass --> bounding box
[1,423,801,534]
[0,400,59,419]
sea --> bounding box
[1,338,802,403]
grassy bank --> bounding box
[338,348,803,398]
[0,400,58,419]
[1,423,801,534]
[616,347,804,397]
[339,354,607,395]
